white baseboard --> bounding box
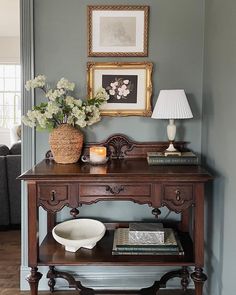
[21,266,194,291]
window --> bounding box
[0,64,21,128]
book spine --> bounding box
[116,246,178,251]
[147,157,198,165]
[112,250,184,256]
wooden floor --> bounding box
[0,230,193,295]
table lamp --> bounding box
[151,89,193,156]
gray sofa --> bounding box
[0,142,21,229]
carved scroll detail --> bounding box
[161,200,194,214]
[46,267,95,294]
[104,134,132,159]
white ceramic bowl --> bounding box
[52,218,106,252]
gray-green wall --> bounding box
[22,0,207,291]
[202,1,236,295]
[34,0,205,160]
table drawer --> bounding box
[37,184,69,202]
[162,184,194,212]
[80,183,151,198]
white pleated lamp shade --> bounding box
[151,89,193,119]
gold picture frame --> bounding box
[87,5,149,57]
[87,62,153,117]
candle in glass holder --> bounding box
[89,146,107,163]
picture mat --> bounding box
[92,10,145,53]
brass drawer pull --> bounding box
[50,190,56,201]
[175,190,181,201]
[106,185,124,195]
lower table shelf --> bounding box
[39,225,194,267]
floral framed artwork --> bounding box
[87,62,153,116]
[87,5,149,57]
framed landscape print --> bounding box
[87,5,149,57]
[87,62,153,116]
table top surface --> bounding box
[19,158,213,181]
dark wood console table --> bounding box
[19,134,213,295]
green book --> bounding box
[112,250,183,256]
[116,244,179,251]
[147,151,199,166]
[112,228,184,255]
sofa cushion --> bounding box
[0,157,10,227]
[0,144,9,156]
[6,155,21,225]
[10,141,21,155]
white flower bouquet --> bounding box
[22,75,109,131]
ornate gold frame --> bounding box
[87,5,149,57]
[87,62,153,117]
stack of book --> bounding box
[147,151,199,166]
[112,223,184,256]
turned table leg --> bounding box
[26,267,42,295]
[191,267,207,295]
[47,266,56,292]
[181,266,190,291]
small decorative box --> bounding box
[128,223,165,245]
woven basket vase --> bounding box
[49,124,83,164]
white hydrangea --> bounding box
[27,110,39,122]
[25,75,46,91]
[75,118,87,128]
[21,115,36,128]
[72,107,86,119]
[57,78,75,91]
[95,87,110,101]
[86,106,101,126]
[67,115,75,125]
[46,89,65,101]
[85,105,93,113]
[36,113,48,129]
[45,101,60,118]
[72,107,87,128]
[65,96,76,108]
[74,98,83,107]
[22,109,48,129]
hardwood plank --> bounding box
[17,292,194,295]
[18,291,194,295]
[0,230,21,293]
